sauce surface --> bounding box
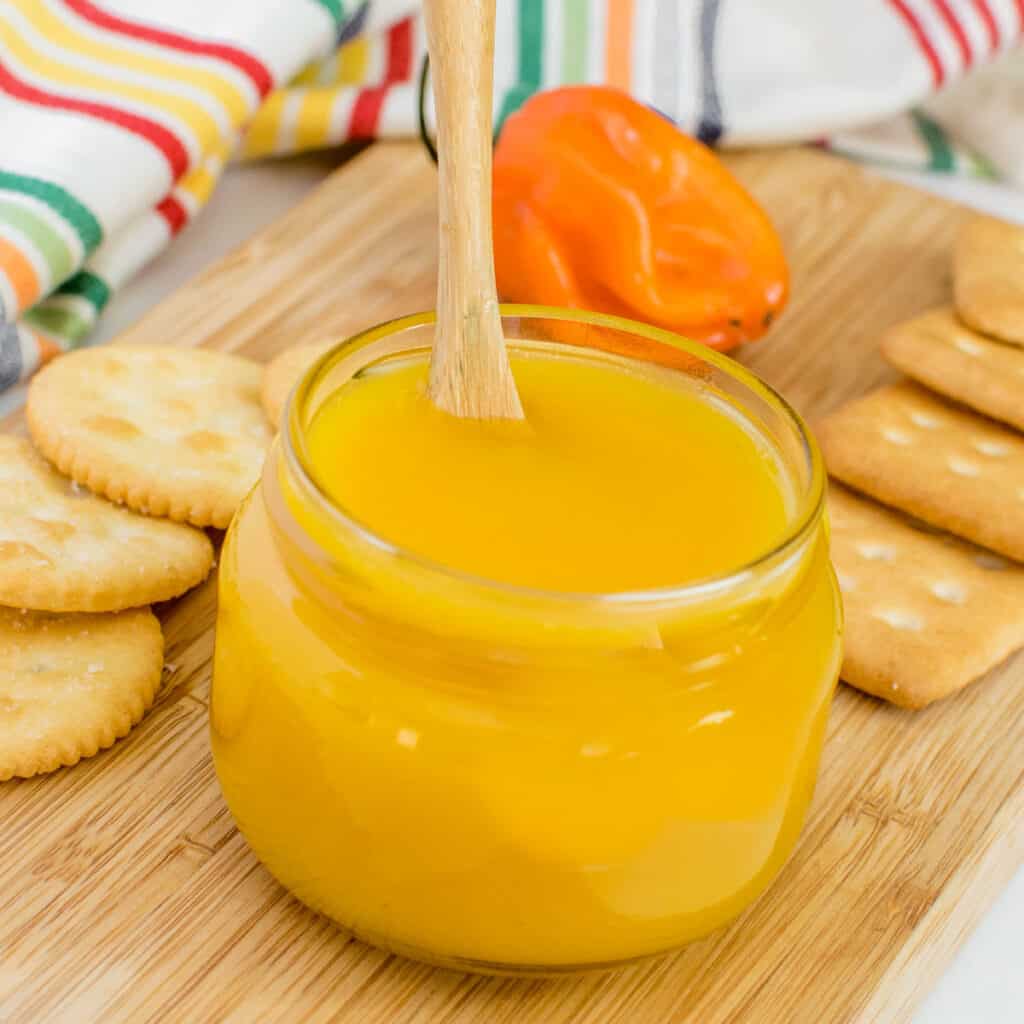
[306,352,790,591]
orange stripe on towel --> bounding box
[0,236,41,309]
[605,0,634,90]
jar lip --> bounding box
[284,304,827,606]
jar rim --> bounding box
[283,304,827,607]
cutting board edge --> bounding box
[858,778,1024,1023]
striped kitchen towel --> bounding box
[2,0,1023,393]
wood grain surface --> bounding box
[3,143,1022,1024]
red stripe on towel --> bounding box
[63,0,274,97]
[931,0,973,68]
[348,17,415,138]
[887,0,946,86]
[0,58,188,178]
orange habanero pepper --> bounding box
[493,86,788,352]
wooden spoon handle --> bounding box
[424,0,524,420]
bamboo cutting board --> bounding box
[2,143,1023,1024]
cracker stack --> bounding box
[1,346,272,781]
[819,213,1024,708]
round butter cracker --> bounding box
[27,345,272,529]
[261,341,334,430]
[0,436,213,613]
[0,606,163,781]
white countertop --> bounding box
[43,152,1024,1021]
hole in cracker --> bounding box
[947,456,980,477]
[972,439,1009,457]
[836,571,857,593]
[954,337,983,356]
[184,430,229,454]
[873,608,924,631]
[84,414,141,439]
[29,517,76,542]
[930,580,966,605]
[909,411,941,429]
[0,540,54,567]
[881,427,912,445]
[856,542,897,562]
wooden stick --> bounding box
[423,0,524,420]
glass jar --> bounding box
[211,307,842,974]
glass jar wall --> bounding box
[211,308,842,973]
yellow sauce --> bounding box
[306,355,789,591]
[211,345,841,970]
